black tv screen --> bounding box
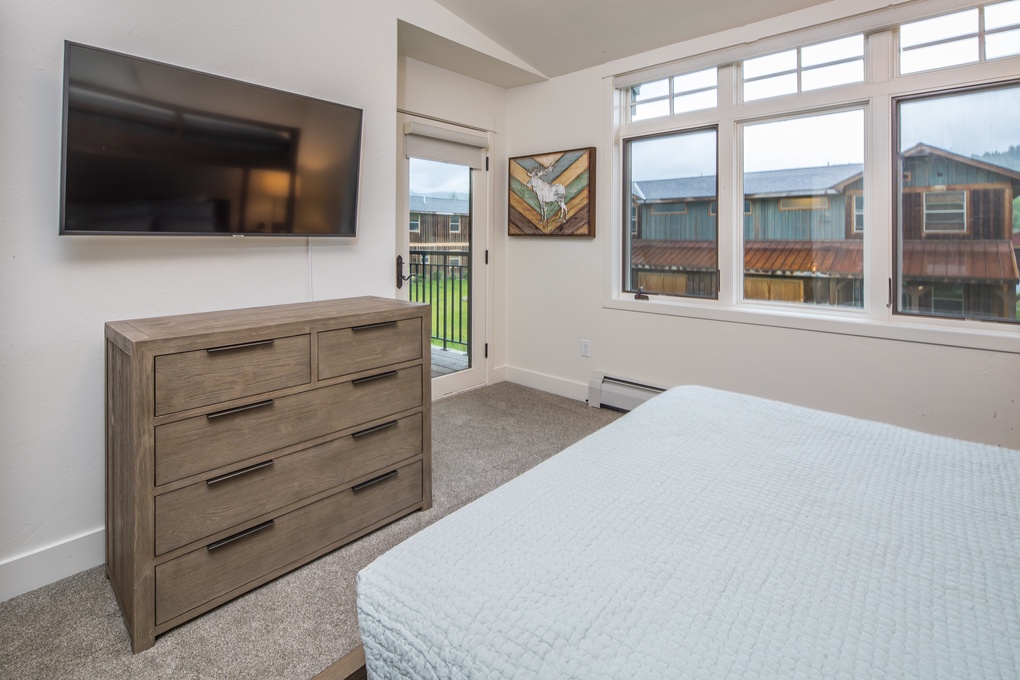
[60,42,362,236]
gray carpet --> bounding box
[0,382,620,680]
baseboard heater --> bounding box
[587,373,665,412]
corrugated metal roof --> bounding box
[409,194,469,214]
[902,240,1019,283]
[744,240,862,277]
[631,240,717,271]
[631,239,1019,282]
[633,164,863,202]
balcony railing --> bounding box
[408,249,469,352]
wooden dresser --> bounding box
[105,297,431,652]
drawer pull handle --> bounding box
[352,470,398,492]
[351,321,398,332]
[351,370,398,385]
[206,399,275,420]
[352,420,399,439]
[206,460,275,486]
[206,339,275,353]
[207,520,275,551]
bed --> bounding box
[356,385,1020,679]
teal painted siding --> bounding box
[744,196,848,241]
[640,196,849,241]
[903,155,1010,188]
[639,202,716,240]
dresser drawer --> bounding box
[154,366,422,485]
[154,413,424,554]
[318,318,422,380]
[154,335,311,416]
[155,460,423,625]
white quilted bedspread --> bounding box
[357,386,1020,679]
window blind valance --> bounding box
[403,121,488,169]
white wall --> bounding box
[0,0,513,600]
[504,22,1020,448]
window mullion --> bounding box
[717,66,739,305]
[978,4,987,62]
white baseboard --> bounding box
[489,364,507,385]
[504,367,590,404]
[0,528,104,603]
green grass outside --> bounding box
[410,275,469,352]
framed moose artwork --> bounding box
[508,147,595,237]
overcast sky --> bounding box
[900,86,1020,157]
[410,158,470,197]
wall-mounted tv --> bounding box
[60,42,363,237]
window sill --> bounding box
[604,293,1020,354]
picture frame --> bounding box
[508,147,595,237]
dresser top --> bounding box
[106,296,427,349]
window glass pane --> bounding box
[631,79,669,102]
[632,99,671,121]
[674,89,718,114]
[802,60,864,91]
[801,34,864,67]
[625,129,718,299]
[744,50,797,80]
[986,28,1020,59]
[744,73,798,101]
[673,68,716,93]
[742,109,865,309]
[985,0,1020,30]
[897,84,1020,324]
[900,38,979,74]
[900,9,978,48]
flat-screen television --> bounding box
[60,42,363,237]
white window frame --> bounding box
[605,0,1020,354]
[450,215,461,233]
[409,213,420,233]
[853,193,865,233]
[710,200,752,216]
[899,2,1020,75]
[742,34,866,103]
[629,67,719,122]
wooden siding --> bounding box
[904,282,1014,319]
[903,154,1013,189]
[409,213,469,246]
[744,195,849,241]
[640,195,850,241]
[901,187,1010,240]
[637,201,716,240]
[633,270,716,298]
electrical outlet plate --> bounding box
[580,339,591,357]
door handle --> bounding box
[396,255,412,289]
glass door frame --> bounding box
[396,112,491,399]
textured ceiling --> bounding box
[429,0,834,78]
